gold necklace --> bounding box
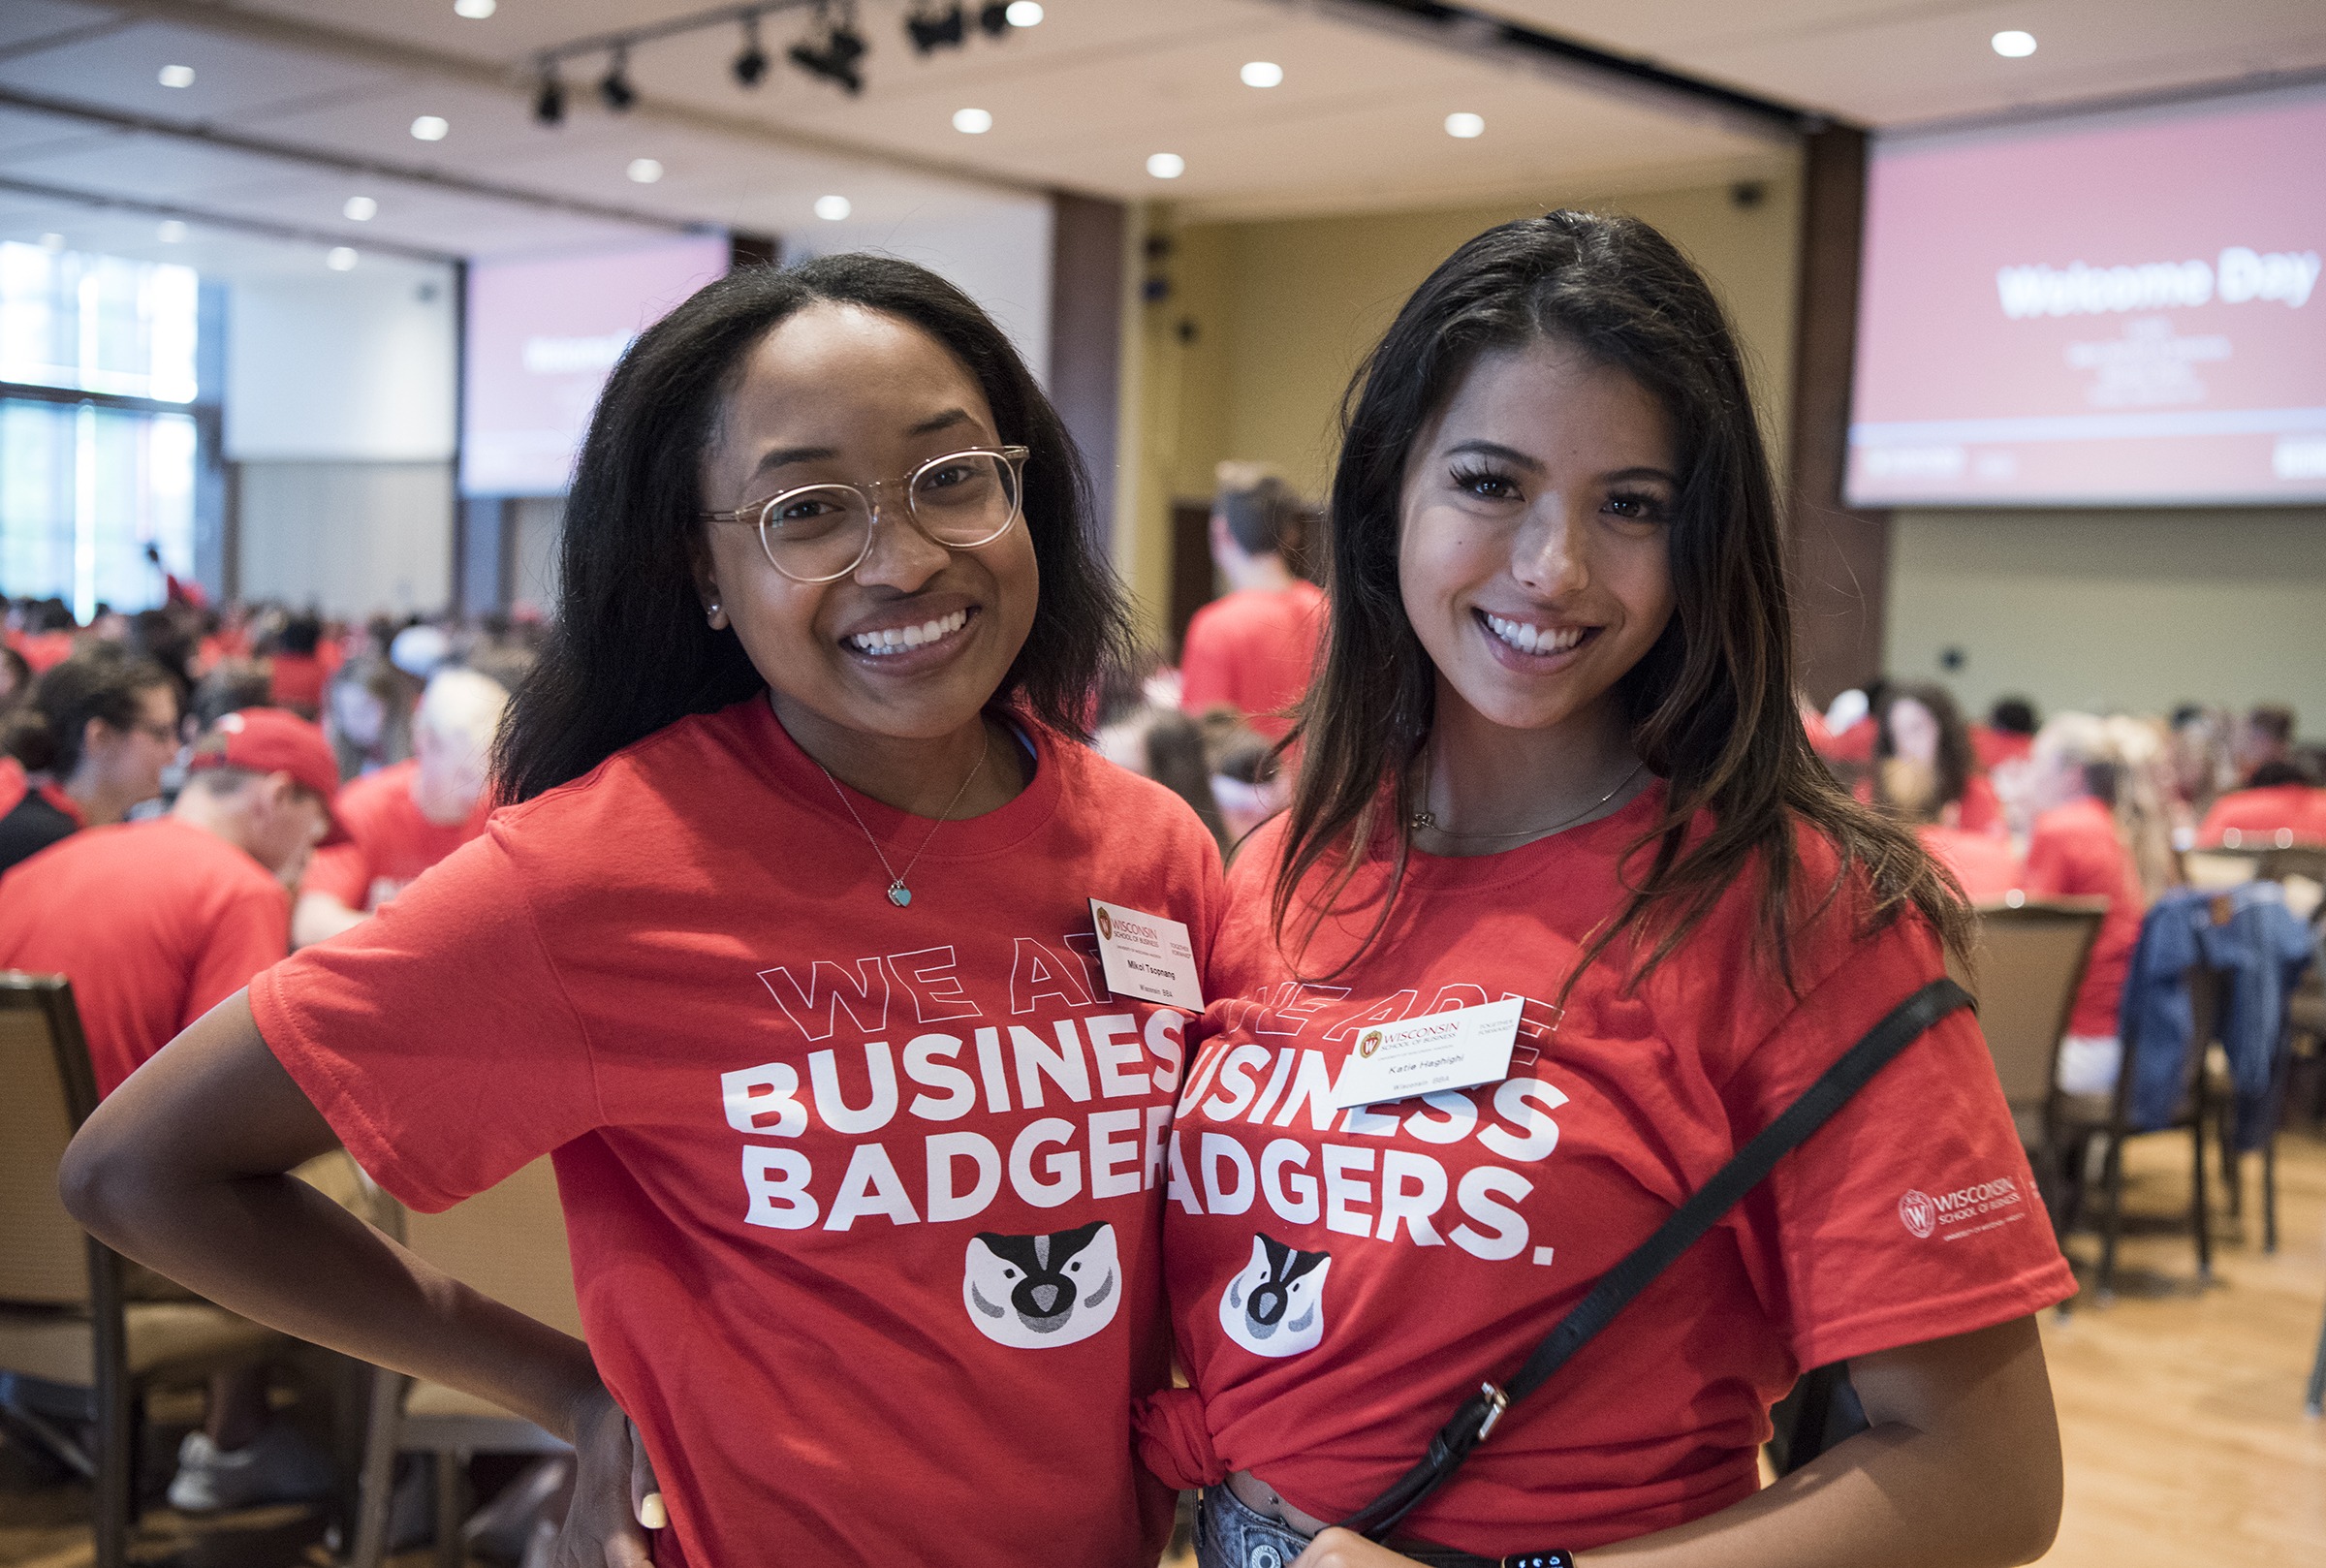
[1409,757,1645,842]
[818,737,989,907]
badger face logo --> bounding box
[1219,1233,1332,1358]
[962,1221,1121,1348]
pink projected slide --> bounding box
[1848,88,2326,506]
[461,235,731,496]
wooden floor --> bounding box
[8,1133,2325,1567]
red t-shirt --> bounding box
[249,697,1225,1568]
[1179,580,1326,741]
[1148,793,2072,1554]
[1969,726,2033,771]
[2197,784,2326,848]
[0,817,289,1096]
[20,630,77,674]
[1919,823,2024,903]
[1819,715,1875,765]
[299,759,489,913]
[2023,798,2143,1038]
[267,652,328,715]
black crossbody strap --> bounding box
[1339,978,1974,1543]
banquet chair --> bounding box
[347,1156,581,1568]
[0,972,280,1568]
[1948,898,2106,1222]
[2055,959,2221,1301]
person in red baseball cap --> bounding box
[0,705,340,1509]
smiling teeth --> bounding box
[1486,614,1586,655]
[848,609,969,656]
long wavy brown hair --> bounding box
[1274,209,1970,994]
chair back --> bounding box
[0,973,100,1306]
[1953,900,2106,1114]
[398,1158,582,1339]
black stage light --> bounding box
[533,69,565,126]
[978,2,1009,36]
[599,46,637,111]
[906,3,965,53]
[789,10,866,95]
[734,16,770,87]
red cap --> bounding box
[187,706,346,843]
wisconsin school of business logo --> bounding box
[1898,1189,1937,1239]
[1359,1028,1384,1058]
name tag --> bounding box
[1330,997,1523,1109]
[1087,898,1204,1011]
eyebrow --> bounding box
[1442,441,1679,486]
[746,408,980,481]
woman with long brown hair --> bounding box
[1140,211,2072,1568]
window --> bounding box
[0,240,203,618]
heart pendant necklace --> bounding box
[819,737,989,908]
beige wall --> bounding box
[236,459,453,617]
[1120,171,1803,643]
[1884,507,2326,730]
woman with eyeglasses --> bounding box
[63,257,1223,1567]
[1138,212,2071,1568]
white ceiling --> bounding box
[0,0,2319,278]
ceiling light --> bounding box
[627,158,664,184]
[735,16,770,86]
[1991,29,2036,57]
[157,64,195,88]
[410,114,450,141]
[815,194,853,221]
[600,47,637,111]
[40,233,66,252]
[907,3,966,53]
[157,220,187,243]
[327,246,359,271]
[343,196,378,221]
[1241,61,1283,88]
[1147,152,1185,179]
[1444,111,1485,139]
[953,107,992,133]
[1005,1,1043,25]
[534,71,565,126]
[454,0,496,17]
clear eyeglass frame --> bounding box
[700,444,1031,584]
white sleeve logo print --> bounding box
[1219,1233,1332,1357]
[962,1221,1121,1347]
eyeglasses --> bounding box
[701,445,1030,584]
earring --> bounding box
[707,598,726,629]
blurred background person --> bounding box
[2197,751,2326,847]
[0,706,341,1512]
[1870,681,2005,835]
[263,611,330,721]
[2167,704,2242,839]
[2022,713,2149,1094]
[1879,754,2024,902]
[294,667,510,946]
[2234,703,2297,785]
[0,643,180,875]
[323,653,417,780]
[1178,461,1324,742]
[1972,695,2040,771]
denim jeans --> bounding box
[1193,1485,1505,1568]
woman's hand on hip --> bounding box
[553,1381,663,1568]
[1293,1527,1423,1568]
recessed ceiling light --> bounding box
[410,114,450,141]
[1005,1,1043,25]
[1992,30,2036,57]
[954,107,993,134]
[1241,61,1283,88]
[157,64,195,89]
[342,196,378,221]
[454,0,496,17]
[1147,152,1185,179]
[815,194,853,221]
[157,220,187,242]
[40,233,66,252]
[1444,111,1485,139]
[327,246,359,271]
[627,158,664,184]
